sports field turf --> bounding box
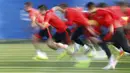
[0,43,130,73]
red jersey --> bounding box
[87,9,125,41]
[65,8,89,26]
[106,6,124,17]
[105,6,127,26]
[88,8,124,29]
[28,8,39,20]
[36,14,44,23]
[44,10,67,33]
[83,12,89,18]
[123,8,130,23]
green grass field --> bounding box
[0,43,130,73]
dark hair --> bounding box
[86,2,95,8]
[58,3,68,9]
[38,5,48,11]
[98,2,108,8]
[116,1,128,6]
[24,2,32,6]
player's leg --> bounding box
[32,29,49,60]
[89,36,115,69]
[99,42,117,70]
[71,26,89,54]
[99,42,111,59]
[104,27,130,69]
[47,31,69,53]
[112,27,130,53]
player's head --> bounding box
[86,2,96,12]
[38,5,48,15]
[58,3,68,13]
[97,2,108,8]
[116,1,128,11]
[116,1,128,8]
[24,2,33,11]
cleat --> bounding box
[120,50,125,57]
[57,51,68,60]
[32,55,48,61]
[33,52,48,61]
[102,64,112,70]
[103,55,117,70]
[111,60,118,70]
[87,51,96,57]
[74,59,91,68]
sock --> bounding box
[36,50,42,55]
[83,45,89,51]
[74,43,81,52]
[36,50,47,57]
[109,55,115,64]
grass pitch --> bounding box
[0,43,129,73]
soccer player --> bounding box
[24,2,48,60]
[86,2,130,69]
[56,4,99,55]
[117,2,130,42]
[84,2,114,69]
[97,2,130,55]
[36,5,73,56]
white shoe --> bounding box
[102,55,118,70]
[111,60,118,70]
[36,51,48,60]
[83,45,90,50]
[102,64,112,70]
[73,43,80,53]
[84,45,90,54]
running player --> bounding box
[24,2,48,60]
[56,4,98,55]
[36,5,73,56]
[86,2,130,70]
[117,2,130,43]
[84,2,114,69]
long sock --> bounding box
[83,45,89,51]
[74,43,81,52]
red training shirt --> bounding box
[65,8,89,26]
[44,10,67,33]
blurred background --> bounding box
[0,0,129,40]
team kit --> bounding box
[24,2,130,70]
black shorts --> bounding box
[111,27,130,52]
[35,28,50,39]
[53,28,71,44]
[124,29,130,41]
[71,26,85,41]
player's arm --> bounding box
[87,26,99,37]
[38,22,50,29]
[30,15,38,28]
[88,20,99,26]
[64,13,74,26]
[103,13,114,41]
[37,13,50,29]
